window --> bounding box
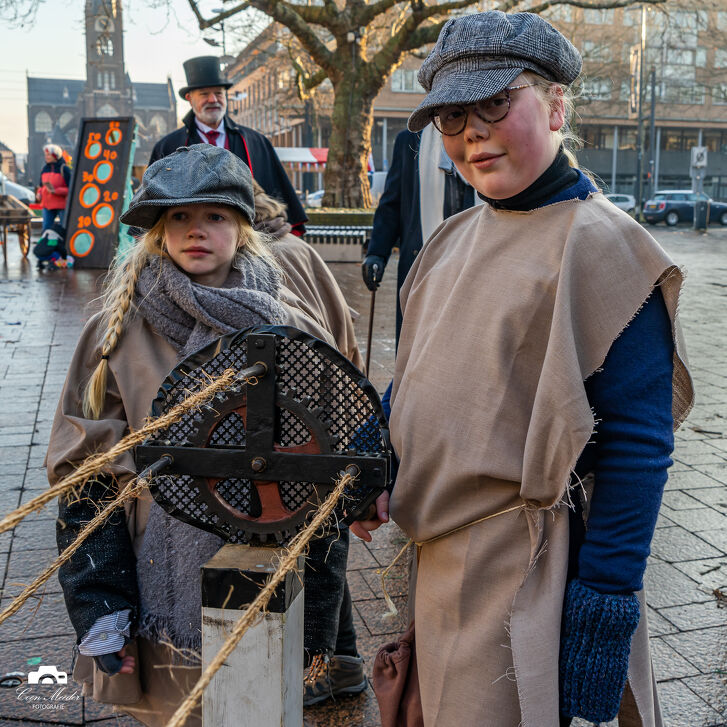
[623,8,639,26]
[582,77,612,101]
[712,84,727,105]
[583,40,611,63]
[617,127,637,150]
[580,125,615,150]
[96,36,113,56]
[58,112,73,129]
[391,69,423,93]
[715,50,727,69]
[670,10,707,31]
[150,114,167,135]
[545,5,572,22]
[583,8,614,24]
[662,128,699,151]
[34,111,52,133]
[703,130,727,153]
[662,82,704,105]
[96,103,118,117]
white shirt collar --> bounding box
[195,118,226,146]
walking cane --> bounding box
[365,263,379,375]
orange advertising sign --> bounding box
[66,117,134,268]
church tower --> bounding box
[81,0,133,117]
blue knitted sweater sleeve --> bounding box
[575,289,674,594]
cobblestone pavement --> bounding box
[0,224,724,726]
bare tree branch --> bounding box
[187,0,251,29]
[516,0,665,13]
[358,0,405,26]
[246,0,335,72]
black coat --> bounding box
[367,129,474,341]
[149,111,307,233]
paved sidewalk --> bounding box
[0,225,724,726]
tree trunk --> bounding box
[322,73,377,209]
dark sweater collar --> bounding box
[479,149,579,211]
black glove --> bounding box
[93,651,124,676]
[361,255,386,291]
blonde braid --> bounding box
[82,219,166,418]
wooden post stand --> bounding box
[201,544,304,727]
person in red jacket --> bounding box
[37,144,71,230]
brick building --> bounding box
[225,4,727,200]
[0,141,18,182]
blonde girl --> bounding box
[47,145,337,727]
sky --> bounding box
[0,0,237,155]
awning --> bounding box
[274,147,328,170]
[274,147,374,171]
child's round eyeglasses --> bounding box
[431,84,536,136]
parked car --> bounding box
[0,173,35,204]
[643,190,727,226]
[605,193,636,215]
[305,189,324,207]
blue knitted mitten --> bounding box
[559,579,640,723]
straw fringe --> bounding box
[164,471,354,727]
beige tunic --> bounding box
[46,283,352,726]
[271,234,363,371]
[389,194,693,727]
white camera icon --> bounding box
[27,666,67,685]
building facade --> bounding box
[25,0,176,185]
[226,4,727,201]
[548,3,727,198]
[0,141,18,182]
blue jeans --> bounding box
[42,208,65,230]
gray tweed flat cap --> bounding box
[408,11,582,132]
[119,145,255,229]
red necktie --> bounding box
[205,129,220,146]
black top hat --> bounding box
[179,56,232,99]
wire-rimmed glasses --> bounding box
[431,83,536,135]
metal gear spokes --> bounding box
[135,326,390,544]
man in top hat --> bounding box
[149,56,307,235]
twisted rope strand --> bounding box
[0,477,148,627]
[0,368,248,536]
[164,472,353,727]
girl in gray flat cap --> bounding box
[353,11,693,727]
[46,145,363,726]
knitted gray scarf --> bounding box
[134,252,285,657]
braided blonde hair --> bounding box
[82,207,276,419]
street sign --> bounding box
[65,117,134,268]
[691,146,708,169]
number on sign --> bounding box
[102,190,119,201]
[88,132,101,142]
[102,149,118,161]
[77,215,92,227]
